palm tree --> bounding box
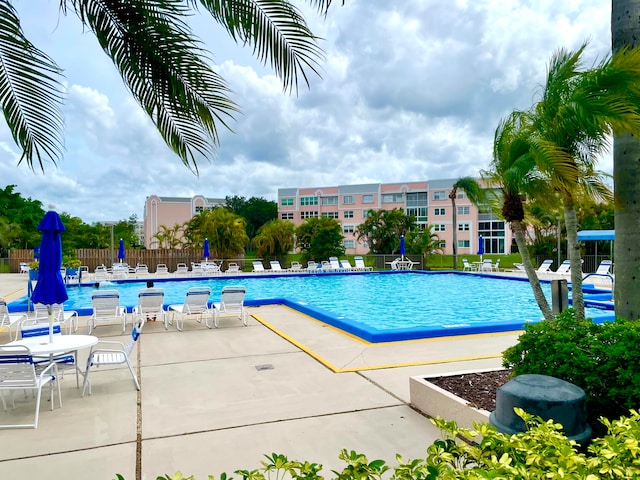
[449,177,484,270]
[612,0,640,319]
[0,0,337,171]
[485,112,556,319]
[406,224,443,267]
[196,208,248,259]
[253,219,296,262]
[525,43,640,320]
[152,223,185,249]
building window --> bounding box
[432,191,447,200]
[457,191,466,199]
[458,206,470,215]
[434,208,445,216]
[344,210,354,218]
[406,192,428,207]
[322,196,338,206]
[458,240,470,248]
[301,211,318,219]
[343,224,355,234]
[300,196,318,206]
[362,194,374,204]
[363,210,371,218]
[382,193,404,203]
[281,213,294,220]
[406,207,427,223]
[438,241,446,249]
[343,240,355,249]
[343,195,354,205]
[458,222,470,231]
[195,206,204,213]
[434,224,446,232]
[321,212,339,218]
[281,198,294,206]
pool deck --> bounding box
[0,272,532,479]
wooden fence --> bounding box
[9,249,248,273]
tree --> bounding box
[485,112,556,319]
[253,219,295,262]
[449,177,485,270]
[0,184,44,248]
[405,225,443,264]
[355,209,416,254]
[185,208,248,258]
[152,223,186,249]
[525,43,640,321]
[296,216,344,262]
[0,0,338,170]
[225,195,278,242]
[612,0,640,319]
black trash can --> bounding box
[489,374,592,444]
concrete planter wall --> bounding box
[410,373,491,431]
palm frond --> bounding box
[70,0,239,172]
[0,0,64,169]
[198,0,325,93]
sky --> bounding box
[0,0,612,224]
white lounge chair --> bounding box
[191,262,204,276]
[174,263,189,276]
[536,259,554,274]
[155,263,169,276]
[289,261,303,272]
[340,259,354,271]
[168,287,211,331]
[93,265,110,281]
[133,288,167,328]
[306,261,319,272]
[593,259,613,276]
[89,290,127,334]
[269,260,287,272]
[354,256,372,271]
[225,263,240,274]
[207,286,248,328]
[0,345,62,429]
[82,319,144,397]
[0,297,26,340]
[329,257,343,271]
[252,261,266,273]
[202,262,221,275]
[553,260,572,275]
[135,264,150,278]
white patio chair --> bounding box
[190,262,204,276]
[289,261,303,272]
[252,261,266,273]
[202,262,221,275]
[90,290,127,334]
[306,261,319,272]
[132,288,167,328]
[354,256,372,271]
[492,259,501,272]
[168,286,211,331]
[462,259,476,271]
[225,263,240,274]
[0,345,62,429]
[207,286,248,328]
[19,262,29,275]
[32,303,79,333]
[174,263,189,276]
[0,297,26,340]
[93,265,110,281]
[480,259,494,272]
[82,319,144,397]
[134,263,150,278]
[155,263,169,276]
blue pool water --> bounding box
[12,272,614,342]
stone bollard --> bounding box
[489,374,592,444]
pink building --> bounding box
[278,179,512,256]
[144,195,225,249]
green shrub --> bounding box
[114,410,640,479]
[502,309,640,433]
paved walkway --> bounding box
[0,273,515,480]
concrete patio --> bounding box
[0,273,516,480]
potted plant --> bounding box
[28,260,39,280]
[63,257,82,277]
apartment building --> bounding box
[277,179,512,256]
[144,195,226,249]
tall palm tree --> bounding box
[253,219,295,261]
[449,177,484,270]
[612,0,640,319]
[526,43,640,320]
[486,111,557,319]
[0,0,337,171]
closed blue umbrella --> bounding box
[399,235,406,260]
[118,238,125,263]
[33,246,40,260]
[31,208,68,343]
[478,235,484,262]
[203,238,210,262]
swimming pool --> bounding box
[11,272,614,342]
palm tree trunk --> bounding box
[612,0,640,320]
[512,220,553,320]
[562,194,585,321]
[451,197,458,270]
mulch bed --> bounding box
[428,369,512,411]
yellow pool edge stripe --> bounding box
[252,311,516,374]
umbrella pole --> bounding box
[48,305,54,343]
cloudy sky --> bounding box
[0,0,611,224]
